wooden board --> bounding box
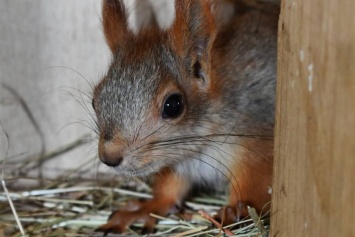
[270,0,355,236]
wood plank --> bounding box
[270,0,355,236]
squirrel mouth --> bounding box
[112,162,157,178]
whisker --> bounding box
[61,89,99,133]
[43,65,95,91]
[150,151,242,201]
[139,122,168,143]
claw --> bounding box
[95,199,168,235]
[214,203,247,227]
[94,169,185,235]
[94,226,113,236]
[141,226,154,235]
[95,214,128,234]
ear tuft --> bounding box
[103,0,176,52]
[124,0,176,33]
[172,0,217,60]
[170,0,217,86]
[102,0,129,52]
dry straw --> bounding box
[0,135,269,237]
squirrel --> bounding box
[92,0,279,234]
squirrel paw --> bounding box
[214,202,248,226]
[95,200,158,235]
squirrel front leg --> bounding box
[217,139,274,225]
[97,168,190,234]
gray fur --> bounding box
[93,5,277,187]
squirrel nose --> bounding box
[99,139,124,167]
[101,153,123,167]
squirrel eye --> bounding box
[162,94,184,119]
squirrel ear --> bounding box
[102,0,129,52]
[125,0,176,34]
[172,0,217,83]
[103,0,176,52]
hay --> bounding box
[0,137,269,237]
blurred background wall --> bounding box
[0,1,110,183]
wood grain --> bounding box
[270,0,355,236]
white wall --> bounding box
[0,1,110,180]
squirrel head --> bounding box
[92,0,219,175]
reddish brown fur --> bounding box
[97,0,278,234]
[170,0,216,66]
[229,139,273,218]
[102,0,128,52]
[97,168,190,233]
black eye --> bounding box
[162,94,184,119]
